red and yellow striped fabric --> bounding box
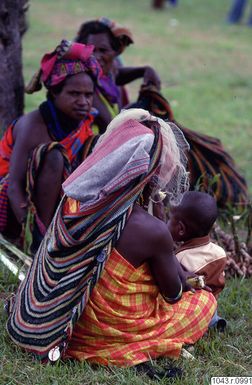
[66,249,216,367]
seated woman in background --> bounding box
[75,17,161,133]
[6,109,216,378]
[131,85,249,208]
[0,40,101,254]
[75,17,248,208]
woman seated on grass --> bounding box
[0,40,101,254]
[75,17,161,134]
[75,17,248,208]
[6,109,216,379]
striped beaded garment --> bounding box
[5,110,174,361]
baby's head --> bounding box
[167,191,218,242]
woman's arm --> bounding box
[8,112,47,224]
[116,66,161,90]
[148,224,184,301]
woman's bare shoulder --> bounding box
[13,109,49,143]
[14,109,44,130]
[116,205,172,267]
[129,205,168,239]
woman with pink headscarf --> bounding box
[0,40,102,254]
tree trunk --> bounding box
[0,0,28,136]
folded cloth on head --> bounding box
[63,119,154,206]
[26,39,102,94]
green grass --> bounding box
[1,0,252,383]
[1,268,251,385]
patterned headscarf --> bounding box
[25,40,102,94]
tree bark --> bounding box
[0,0,28,136]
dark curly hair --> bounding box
[75,21,122,53]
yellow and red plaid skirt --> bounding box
[66,249,216,366]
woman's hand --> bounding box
[143,66,161,90]
[175,262,197,292]
[180,269,213,293]
[116,66,161,90]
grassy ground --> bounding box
[0,0,252,384]
[1,266,252,385]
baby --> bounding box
[168,191,227,330]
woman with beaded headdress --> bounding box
[0,40,102,254]
[6,109,216,379]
